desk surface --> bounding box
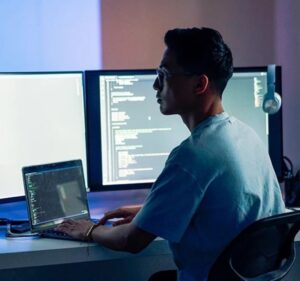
[0,228,171,270]
[0,189,174,271]
[1,191,300,281]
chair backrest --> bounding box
[208,211,300,281]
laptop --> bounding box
[21,159,93,240]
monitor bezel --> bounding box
[0,71,87,203]
[85,66,283,191]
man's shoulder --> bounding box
[166,134,218,170]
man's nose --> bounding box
[153,77,160,91]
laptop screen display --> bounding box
[23,160,90,231]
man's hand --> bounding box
[99,205,142,226]
[55,206,156,253]
[55,219,94,240]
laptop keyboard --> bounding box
[7,218,100,240]
[41,228,79,241]
[41,218,99,241]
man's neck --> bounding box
[181,101,224,132]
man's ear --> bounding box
[195,75,209,95]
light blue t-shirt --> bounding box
[133,112,285,281]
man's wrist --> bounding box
[84,224,98,241]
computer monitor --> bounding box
[0,72,87,203]
[85,69,189,191]
[85,66,283,191]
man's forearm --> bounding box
[90,223,155,253]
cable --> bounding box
[283,156,294,179]
[6,223,40,238]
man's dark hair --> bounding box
[164,27,233,94]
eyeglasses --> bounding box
[156,68,194,86]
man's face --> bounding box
[153,48,197,115]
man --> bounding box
[56,27,285,281]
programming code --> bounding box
[99,74,189,185]
[99,71,270,186]
[25,166,89,228]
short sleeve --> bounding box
[133,163,206,243]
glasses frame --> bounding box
[156,67,194,87]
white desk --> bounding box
[0,228,175,281]
[0,230,170,269]
[0,190,176,281]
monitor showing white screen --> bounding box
[85,67,283,191]
[0,72,87,202]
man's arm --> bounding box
[91,222,156,253]
[55,219,156,253]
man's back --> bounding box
[134,112,285,281]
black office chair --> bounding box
[208,211,300,281]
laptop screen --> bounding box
[22,159,90,232]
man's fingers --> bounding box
[105,209,129,218]
[55,223,71,233]
[99,209,129,225]
[112,216,134,226]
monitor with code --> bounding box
[85,67,283,191]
